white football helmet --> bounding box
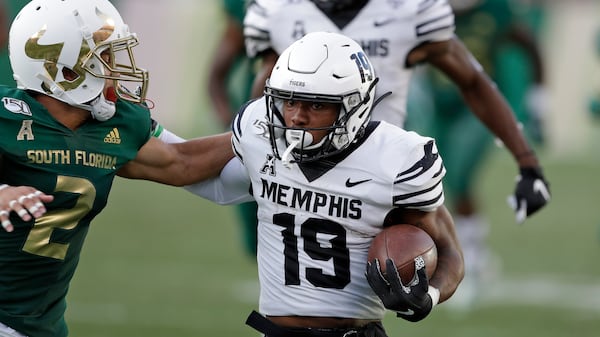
[265,31,377,164]
[9,0,148,120]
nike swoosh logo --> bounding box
[345,178,371,187]
[373,18,396,27]
[533,180,551,200]
[396,309,415,316]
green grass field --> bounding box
[63,144,600,336]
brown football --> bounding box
[368,224,437,283]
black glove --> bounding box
[507,167,551,224]
[365,257,433,322]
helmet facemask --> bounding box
[266,90,341,165]
[82,35,148,104]
[266,76,377,166]
[264,32,377,166]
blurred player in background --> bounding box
[0,0,23,87]
[0,1,233,336]
[243,0,550,232]
[589,27,600,119]
[405,0,548,308]
[0,1,9,68]
[206,0,259,257]
[184,31,464,335]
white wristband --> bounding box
[428,286,440,307]
[157,128,186,144]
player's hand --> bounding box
[0,184,54,232]
[366,257,435,322]
[507,167,550,224]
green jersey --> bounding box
[223,0,245,24]
[422,0,541,122]
[0,1,24,87]
[426,0,515,110]
[0,87,152,337]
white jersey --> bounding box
[232,98,446,319]
[244,0,455,127]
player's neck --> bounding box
[36,95,92,130]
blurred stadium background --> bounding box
[60,0,600,336]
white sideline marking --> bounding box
[479,276,600,311]
[67,275,600,326]
[444,274,600,313]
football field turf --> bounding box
[65,146,600,337]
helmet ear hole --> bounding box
[62,67,80,82]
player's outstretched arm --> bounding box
[118,132,234,186]
[144,124,252,204]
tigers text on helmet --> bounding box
[9,0,148,120]
[265,31,377,165]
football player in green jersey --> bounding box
[405,0,548,308]
[207,0,259,257]
[590,27,600,118]
[0,1,233,336]
[208,0,253,128]
[0,0,22,87]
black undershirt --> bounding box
[311,0,369,29]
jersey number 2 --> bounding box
[23,176,96,260]
[274,213,350,289]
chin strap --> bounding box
[89,91,116,122]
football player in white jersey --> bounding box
[177,31,464,335]
[243,0,550,225]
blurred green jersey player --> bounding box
[207,0,258,257]
[405,0,546,309]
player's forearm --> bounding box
[431,247,464,303]
[120,132,234,186]
[463,74,539,167]
[151,128,235,185]
[174,132,235,184]
[427,206,464,303]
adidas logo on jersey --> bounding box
[104,128,122,144]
